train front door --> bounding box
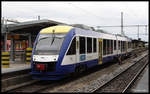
[98,38,102,64]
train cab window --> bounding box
[114,40,116,50]
[67,37,76,55]
[79,37,85,54]
[103,39,106,55]
[87,37,92,53]
[93,38,97,52]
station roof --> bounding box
[2,19,67,35]
[132,39,148,43]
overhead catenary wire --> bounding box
[97,24,148,41]
[97,25,148,27]
[67,3,102,23]
[125,34,148,35]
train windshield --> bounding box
[34,33,66,55]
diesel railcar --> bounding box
[31,25,133,80]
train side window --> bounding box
[103,39,106,55]
[111,40,113,54]
[124,41,125,51]
[114,40,116,50]
[123,41,125,51]
[118,41,120,50]
[121,41,122,52]
[129,42,131,48]
[67,37,76,55]
[129,42,130,48]
[93,38,97,52]
[79,37,85,54]
[87,37,92,53]
[123,41,124,51]
[125,41,126,51]
[121,41,123,52]
[106,39,110,54]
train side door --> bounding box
[98,38,102,64]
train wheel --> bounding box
[72,66,80,77]
[80,65,87,73]
[113,57,118,63]
[73,65,87,77]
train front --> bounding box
[31,25,74,80]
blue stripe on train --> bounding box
[56,28,75,72]
[60,53,127,74]
[31,32,40,72]
[31,59,99,80]
[31,53,127,80]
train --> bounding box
[31,25,133,80]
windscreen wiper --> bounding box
[37,37,50,44]
[51,30,55,45]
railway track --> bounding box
[6,58,122,93]
[5,49,148,93]
[7,62,115,93]
[1,69,39,92]
[8,81,54,93]
[2,69,30,80]
[93,54,148,93]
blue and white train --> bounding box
[31,25,133,80]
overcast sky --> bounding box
[2,1,149,42]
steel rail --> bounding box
[93,53,148,93]
[122,60,148,93]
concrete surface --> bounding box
[131,65,149,93]
[1,61,31,74]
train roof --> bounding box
[40,25,73,33]
[39,25,131,41]
[74,27,129,41]
[74,27,102,38]
[71,24,94,31]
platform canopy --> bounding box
[2,19,67,35]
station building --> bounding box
[131,38,147,48]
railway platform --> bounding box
[1,60,33,92]
[1,61,31,74]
